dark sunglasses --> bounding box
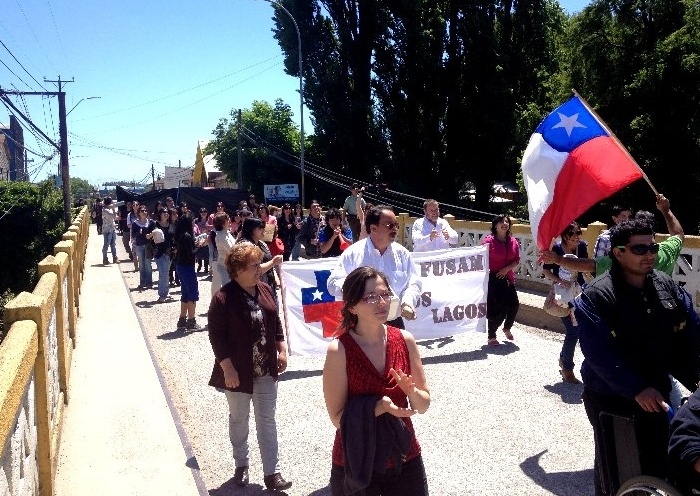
[615,243,660,255]
[138,209,148,213]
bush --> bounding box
[0,181,65,338]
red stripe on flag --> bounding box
[302,301,344,338]
[537,136,642,248]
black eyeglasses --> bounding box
[382,221,400,229]
[615,243,660,255]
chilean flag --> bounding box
[522,96,643,250]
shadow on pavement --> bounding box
[520,450,593,496]
[417,336,456,349]
[186,456,200,470]
[280,369,322,381]
[483,341,520,355]
[422,348,488,365]
[157,326,208,340]
[210,479,297,495]
[543,382,584,405]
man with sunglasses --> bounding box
[327,205,421,328]
[574,218,700,495]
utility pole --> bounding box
[237,109,242,189]
[46,77,74,228]
[151,164,155,190]
[0,81,73,227]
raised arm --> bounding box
[656,194,684,242]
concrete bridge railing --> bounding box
[0,206,89,495]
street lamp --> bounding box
[263,0,305,207]
[67,96,101,116]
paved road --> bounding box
[117,242,595,496]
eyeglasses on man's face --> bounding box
[381,221,399,230]
[615,243,660,256]
[360,292,393,305]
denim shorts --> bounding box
[176,264,199,302]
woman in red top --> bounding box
[323,267,430,495]
[481,214,521,345]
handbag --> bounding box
[543,284,572,318]
[267,237,285,257]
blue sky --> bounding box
[1,0,590,188]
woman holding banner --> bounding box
[481,214,520,345]
[323,266,430,495]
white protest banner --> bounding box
[280,245,488,356]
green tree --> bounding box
[562,0,700,232]
[70,176,95,203]
[206,100,302,195]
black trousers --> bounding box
[582,387,670,496]
[486,274,519,338]
[330,455,428,496]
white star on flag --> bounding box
[311,289,323,301]
[551,112,586,136]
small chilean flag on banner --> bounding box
[522,95,643,250]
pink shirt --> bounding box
[481,234,520,284]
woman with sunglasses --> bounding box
[323,266,430,495]
[131,205,155,289]
[543,221,592,383]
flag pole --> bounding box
[572,89,658,196]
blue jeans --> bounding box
[223,375,281,476]
[154,255,170,299]
[134,244,153,287]
[102,230,117,258]
[291,239,302,261]
[559,314,579,370]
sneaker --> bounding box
[264,473,292,491]
[232,466,249,487]
[157,297,168,303]
[102,257,109,265]
[503,328,514,340]
[112,256,118,264]
[186,318,201,331]
[488,338,500,346]
[176,317,187,330]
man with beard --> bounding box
[574,218,700,495]
[328,205,421,329]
